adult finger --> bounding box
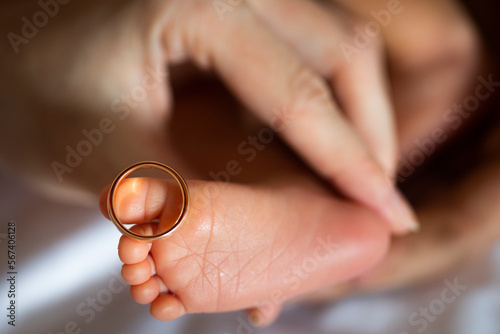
[247,0,398,180]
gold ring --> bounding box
[107,161,189,242]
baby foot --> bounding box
[100,177,389,324]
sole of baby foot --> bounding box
[106,179,390,321]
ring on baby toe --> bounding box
[107,161,190,242]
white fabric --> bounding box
[0,173,499,334]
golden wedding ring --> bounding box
[107,161,189,242]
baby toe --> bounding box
[150,294,186,321]
[121,255,156,285]
[118,236,151,264]
[130,276,162,305]
[117,223,154,264]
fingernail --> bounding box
[389,190,420,233]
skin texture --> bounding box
[100,177,390,322]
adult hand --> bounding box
[303,0,495,300]
[330,0,483,155]
[0,0,416,233]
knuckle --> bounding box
[287,64,333,118]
